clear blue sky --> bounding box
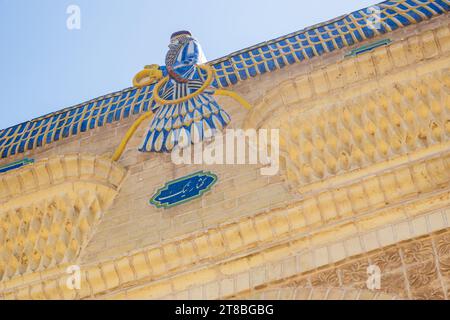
[0,0,376,129]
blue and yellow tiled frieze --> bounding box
[0,0,448,159]
[211,0,449,87]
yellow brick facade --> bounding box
[0,12,449,300]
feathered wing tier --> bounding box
[139,90,231,153]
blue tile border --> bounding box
[0,158,34,174]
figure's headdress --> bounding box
[170,30,192,40]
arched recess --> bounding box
[0,154,127,283]
[242,67,450,195]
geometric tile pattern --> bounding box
[212,0,449,87]
[0,190,102,280]
[0,0,448,159]
[281,68,450,188]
